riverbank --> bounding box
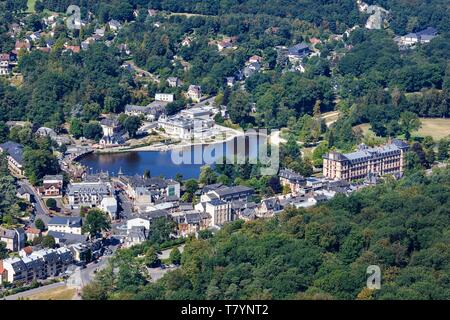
[94,125,245,154]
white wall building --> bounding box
[67,181,111,208]
[155,93,174,102]
[47,217,83,235]
[100,197,118,220]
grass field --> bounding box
[355,118,450,141]
[27,0,36,13]
[415,118,450,140]
[26,286,77,300]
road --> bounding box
[321,111,341,127]
[18,180,51,227]
[128,60,160,83]
[158,244,185,260]
[2,282,66,300]
[188,96,217,108]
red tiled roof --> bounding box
[64,45,81,53]
[22,246,33,254]
[26,227,41,235]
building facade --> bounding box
[38,175,64,197]
[0,141,24,177]
[0,248,73,284]
[0,227,25,252]
[279,169,306,194]
[48,217,83,235]
[323,139,409,181]
[67,181,111,208]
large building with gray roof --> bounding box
[0,141,24,176]
[67,181,111,208]
[323,139,409,181]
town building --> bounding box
[248,55,263,64]
[201,185,255,203]
[0,248,73,284]
[323,139,409,181]
[0,141,25,177]
[63,45,81,54]
[125,102,167,121]
[172,210,208,237]
[279,169,306,194]
[120,175,180,205]
[0,59,10,76]
[127,226,147,246]
[217,39,233,52]
[243,62,261,78]
[99,118,125,147]
[47,231,87,246]
[15,40,31,53]
[180,106,215,120]
[108,19,122,31]
[35,127,57,139]
[398,27,438,46]
[100,197,118,220]
[67,181,111,208]
[226,77,236,87]
[155,93,175,103]
[195,199,232,227]
[48,217,83,235]
[126,210,170,245]
[287,43,311,63]
[16,186,31,202]
[24,227,42,242]
[38,175,64,197]
[181,36,192,47]
[0,227,25,252]
[257,198,283,217]
[187,85,202,102]
[158,115,214,140]
[167,77,180,87]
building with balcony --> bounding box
[323,139,409,181]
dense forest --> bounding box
[37,0,450,35]
[1,0,448,135]
[38,0,363,32]
[82,167,450,300]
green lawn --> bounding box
[27,0,36,13]
[354,118,450,141]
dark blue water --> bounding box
[79,150,203,179]
[79,136,267,179]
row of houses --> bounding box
[0,216,83,255]
[0,247,73,285]
[122,176,350,247]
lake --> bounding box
[79,138,264,179]
[79,150,203,179]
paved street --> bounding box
[2,282,66,300]
[158,245,185,260]
[18,180,51,227]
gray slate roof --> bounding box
[48,216,82,228]
[0,141,24,165]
